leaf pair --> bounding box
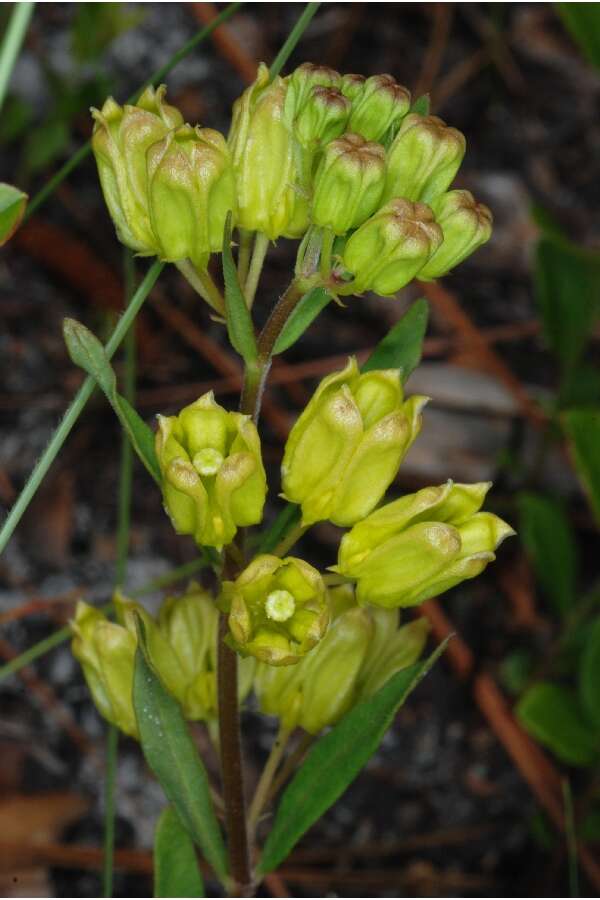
[63,318,161,483]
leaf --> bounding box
[71,2,144,63]
[273,287,333,354]
[557,2,600,71]
[256,503,301,554]
[63,318,161,483]
[257,640,448,875]
[0,183,28,246]
[563,408,600,526]
[221,212,258,364]
[411,93,430,116]
[516,682,598,767]
[534,237,600,375]
[517,492,579,617]
[579,616,600,732]
[154,806,205,898]
[362,298,429,382]
[133,617,228,882]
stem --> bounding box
[176,260,225,315]
[237,229,254,286]
[268,2,321,80]
[0,2,35,113]
[24,3,243,221]
[248,725,291,836]
[244,232,270,309]
[0,260,163,556]
[217,613,252,895]
[266,732,314,805]
[102,724,118,897]
[272,522,308,558]
[319,227,335,279]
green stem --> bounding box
[319,227,335,279]
[248,725,291,836]
[244,232,270,309]
[102,724,118,897]
[0,557,209,684]
[272,522,308,558]
[0,2,34,113]
[265,732,314,805]
[0,260,163,555]
[268,2,321,80]
[175,260,225,315]
[24,3,243,221]
[237,229,254,286]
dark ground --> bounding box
[1,3,600,897]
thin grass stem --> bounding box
[0,2,35,113]
[268,3,321,80]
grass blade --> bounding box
[0,2,35,113]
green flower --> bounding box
[418,189,493,279]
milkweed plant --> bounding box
[64,59,513,896]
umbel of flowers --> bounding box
[76,61,511,741]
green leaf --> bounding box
[411,94,430,116]
[362,298,429,382]
[63,318,161,483]
[257,640,448,875]
[273,287,332,354]
[222,212,258,364]
[557,2,600,71]
[579,616,600,731]
[516,682,598,767]
[517,492,579,617]
[534,237,600,374]
[154,807,205,898]
[0,183,28,246]
[133,617,228,882]
[256,503,301,554]
[563,408,600,525]
[71,2,144,63]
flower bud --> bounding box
[294,86,351,150]
[335,480,515,608]
[282,357,427,526]
[221,554,329,665]
[255,586,373,733]
[157,582,254,720]
[311,133,386,234]
[155,392,267,548]
[229,63,308,239]
[418,189,493,279]
[342,198,443,295]
[383,113,466,204]
[348,74,411,142]
[91,86,183,254]
[287,62,342,112]
[71,600,138,737]
[340,73,366,101]
[146,125,236,271]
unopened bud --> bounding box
[340,73,366,101]
[294,86,350,149]
[348,74,410,142]
[342,198,443,295]
[383,113,466,204]
[288,62,342,111]
[418,189,492,279]
[311,133,385,235]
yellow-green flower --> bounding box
[282,357,427,526]
[418,189,493,280]
[155,392,267,548]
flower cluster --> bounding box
[92,63,491,296]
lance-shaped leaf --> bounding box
[63,318,161,483]
[563,408,600,526]
[273,287,333,354]
[257,639,448,875]
[222,212,258,364]
[516,682,598,767]
[362,297,429,382]
[154,806,205,898]
[0,183,28,246]
[133,616,228,883]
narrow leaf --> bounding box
[133,617,228,881]
[516,682,598,767]
[362,298,429,381]
[0,182,28,245]
[222,212,258,364]
[563,408,600,526]
[63,318,160,483]
[557,2,600,71]
[273,287,333,354]
[579,616,600,731]
[411,94,430,116]
[154,806,205,898]
[257,640,448,874]
[517,491,579,617]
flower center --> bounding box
[265,589,296,623]
[193,448,224,476]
